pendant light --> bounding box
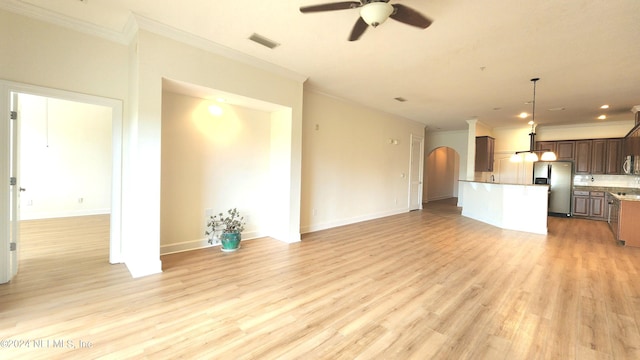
[510,78,557,162]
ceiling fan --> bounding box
[300,0,432,41]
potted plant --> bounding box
[206,208,246,252]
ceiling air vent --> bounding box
[249,33,280,49]
[394,97,407,102]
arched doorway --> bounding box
[425,146,460,202]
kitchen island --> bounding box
[459,180,549,235]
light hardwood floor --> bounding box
[2,201,640,359]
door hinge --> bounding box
[10,243,16,251]
[10,111,17,120]
[10,177,16,186]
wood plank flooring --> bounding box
[2,201,640,359]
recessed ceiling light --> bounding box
[519,112,528,118]
[216,97,226,103]
[598,115,607,120]
[493,107,502,111]
[600,105,610,109]
[394,97,407,102]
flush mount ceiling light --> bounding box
[511,78,557,163]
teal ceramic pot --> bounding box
[220,232,241,252]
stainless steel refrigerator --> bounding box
[533,161,573,216]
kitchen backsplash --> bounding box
[573,174,640,188]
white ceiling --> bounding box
[6,0,640,131]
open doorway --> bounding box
[1,80,123,283]
[425,146,460,202]
[18,94,113,271]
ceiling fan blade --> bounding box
[390,4,432,29]
[300,1,361,13]
[348,17,368,41]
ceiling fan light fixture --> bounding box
[360,2,394,27]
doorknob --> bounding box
[19,187,26,192]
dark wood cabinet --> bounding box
[573,191,589,217]
[591,138,623,175]
[589,192,606,219]
[591,139,607,174]
[605,139,623,174]
[624,125,640,156]
[573,190,606,220]
[475,136,495,172]
[536,141,557,153]
[574,140,592,174]
[556,141,575,161]
[535,138,623,174]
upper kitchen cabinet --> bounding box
[536,141,557,154]
[624,125,640,156]
[591,138,623,175]
[605,138,623,174]
[574,140,592,174]
[591,139,607,174]
[556,141,575,161]
[475,136,495,172]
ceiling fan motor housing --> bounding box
[360,2,394,27]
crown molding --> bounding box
[0,0,131,45]
[0,1,307,83]
[133,14,307,83]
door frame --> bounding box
[408,133,425,211]
[1,80,123,283]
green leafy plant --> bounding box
[206,208,246,245]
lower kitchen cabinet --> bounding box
[573,191,589,217]
[573,190,606,220]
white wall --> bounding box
[125,28,304,276]
[0,10,128,100]
[301,90,425,233]
[160,92,275,254]
[536,121,634,140]
[19,94,112,220]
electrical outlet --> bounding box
[78,197,84,204]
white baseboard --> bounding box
[160,230,266,255]
[300,208,408,234]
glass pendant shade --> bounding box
[540,151,557,161]
[524,152,539,162]
[510,153,523,162]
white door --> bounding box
[409,134,424,211]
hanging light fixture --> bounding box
[510,78,557,162]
